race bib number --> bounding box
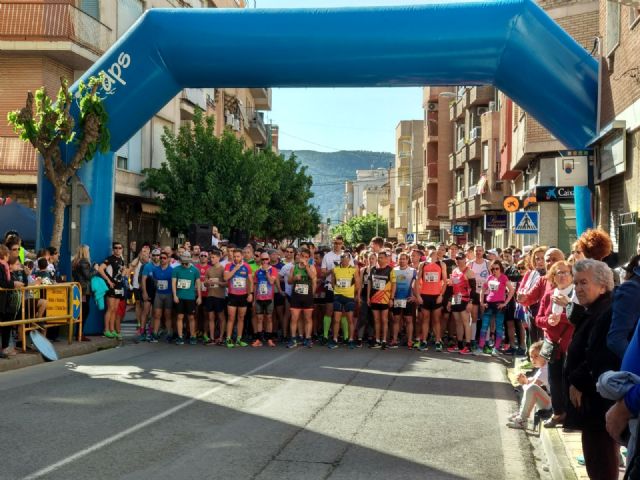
[451,276,461,285]
[337,279,350,289]
[232,277,247,289]
[372,278,386,290]
[113,288,124,296]
[394,298,407,308]
[294,283,309,295]
[157,280,168,291]
[425,272,439,282]
[176,278,191,290]
[488,280,500,292]
[201,282,208,292]
[258,282,269,296]
[451,294,463,305]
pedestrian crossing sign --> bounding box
[514,211,538,234]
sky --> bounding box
[252,0,431,153]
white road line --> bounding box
[22,351,296,480]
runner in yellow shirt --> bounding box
[329,253,360,349]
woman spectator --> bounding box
[564,259,620,479]
[0,245,20,358]
[607,254,640,360]
[479,260,514,355]
[72,245,93,342]
[535,260,575,428]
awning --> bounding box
[141,202,160,214]
[587,120,626,146]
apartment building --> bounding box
[446,85,504,245]
[590,0,640,262]
[0,0,271,254]
[498,0,599,252]
[393,120,423,242]
[342,169,389,221]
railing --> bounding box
[0,282,82,352]
[0,2,113,55]
[181,88,207,110]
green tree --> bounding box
[7,76,110,250]
[331,214,387,245]
[141,108,319,239]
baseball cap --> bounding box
[152,248,161,256]
[487,249,498,255]
[180,252,192,263]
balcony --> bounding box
[466,194,481,217]
[468,86,495,108]
[247,110,267,145]
[180,89,207,120]
[0,2,113,69]
[426,163,438,183]
[480,189,503,211]
[249,88,272,111]
[426,120,438,143]
[448,201,455,221]
[455,199,467,219]
[449,152,456,171]
[468,136,480,161]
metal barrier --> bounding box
[0,282,83,352]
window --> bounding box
[606,1,620,57]
[79,0,100,20]
[117,0,144,37]
[482,142,489,171]
[455,123,465,151]
[116,142,128,170]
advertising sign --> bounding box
[535,186,575,202]
[484,214,508,230]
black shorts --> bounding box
[290,295,314,310]
[227,294,248,308]
[314,294,329,305]
[420,294,442,311]
[133,288,142,302]
[106,288,125,300]
[450,301,469,313]
[392,301,415,317]
[274,292,285,307]
[470,291,481,306]
[324,290,335,303]
[205,296,226,313]
[370,303,389,311]
[175,298,196,315]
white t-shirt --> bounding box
[470,259,490,293]
[321,251,354,288]
[279,262,294,296]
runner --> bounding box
[367,251,394,349]
[172,252,201,345]
[447,253,475,354]
[329,252,360,349]
[194,249,211,342]
[252,252,278,347]
[389,252,418,349]
[417,247,448,351]
[98,242,126,339]
[321,236,345,343]
[469,244,491,347]
[288,248,317,348]
[223,248,253,348]
[149,251,174,342]
[204,250,227,345]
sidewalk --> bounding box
[0,335,120,373]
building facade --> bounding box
[393,120,423,242]
[0,0,271,257]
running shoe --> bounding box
[114,331,122,340]
[483,344,493,354]
[370,341,382,349]
[418,342,428,352]
[407,341,413,350]
[189,336,197,346]
[381,341,387,350]
[491,348,500,356]
[413,340,421,349]
[328,339,338,349]
[502,347,516,355]
[472,347,483,356]
[447,345,459,353]
[435,342,443,352]
[506,417,526,430]
[356,339,363,348]
[320,337,328,346]
[388,341,399,349]
[137,333,147,343]
[165,333,175,344]
[202,334,211,344]
[149,334,159,343]
[251,339,263,347]
[515,347,527,356]
[175,336,185,345]
[304,338,313,348]
[235,339,248,347]
[225,338,235,348]
[103,330,114,338]
[459,346,472,355]
[267,339,276,348]
[204,338,215,346]
[286,338,298,348]
[348,340,355,349]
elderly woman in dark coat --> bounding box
[564,259,621,479]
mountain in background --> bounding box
[281,150,393,223]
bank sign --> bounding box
[484,214,508,230]
[535,186,574,202]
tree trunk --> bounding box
[50,187,67,252]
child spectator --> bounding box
[507,340,551,429]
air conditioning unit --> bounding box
[427,102,438,112]
[477,106,489,116]
[233,118,241,131]
[488,101,497,112]
[470,126,482,140]
[225,113,235,126]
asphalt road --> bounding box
[0,342,540,480]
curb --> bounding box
[0,336,120,373]
[540,425,579,480]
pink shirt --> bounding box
[484,273,508,303]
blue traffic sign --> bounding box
[72,284,82,320]
[405,233,415,243]
[514,211,539,234]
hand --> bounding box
[606,400,632,444]
[436,295,443,304]
[415,295,423,305]
[569,385,582,409]
[196,296,202,306]
[516,293,526,303]
[498,303,506,310]
[107,280,114,289]
[173,295,179,304]
[142,293,149,302]
[483,303,488,310]
[552,294,570,307]
[517,373,527,385]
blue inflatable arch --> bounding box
[39,0,597,265]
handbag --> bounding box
[540,323,570,363]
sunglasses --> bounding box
[152,254,160,257]
[261,258,270,262]
[518,267,526,271]
[114,246,123,250]
[491,267,501,271]
[200,254,208,257]
[160,256,168,260]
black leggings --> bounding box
[1,325,10,349]
[548,352,567,415]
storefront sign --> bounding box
[535,186,574,202]
[452,224,470,235]
[484,214,508,230]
